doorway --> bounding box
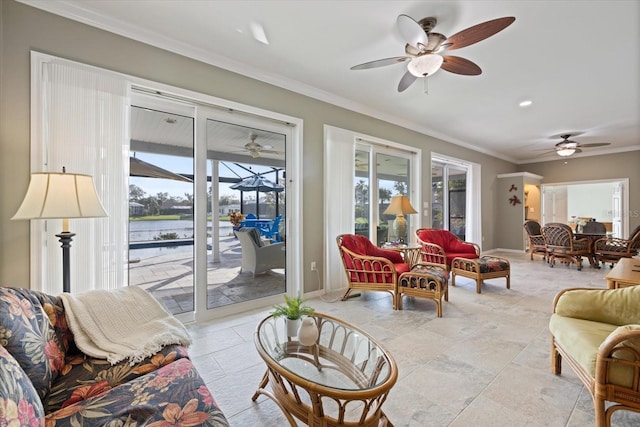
[128,90,300,322]
[541,179,629,238]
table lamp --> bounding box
[383,195,417,244]
[12,168,107,293]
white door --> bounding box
[612,182,622,237]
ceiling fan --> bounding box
[543,134,611,157]
[236,133,284,158]
[351,14,515,92]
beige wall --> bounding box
[519,152,640,236]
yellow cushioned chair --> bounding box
[549,286,640,426]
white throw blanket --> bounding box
[60,286,192,365]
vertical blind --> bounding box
[33,54,129,293]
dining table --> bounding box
[574,232,607,268]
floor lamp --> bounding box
[12,168,107,293]
[383,195,417,244]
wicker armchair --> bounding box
[541,223,591,271]
[523,220,547,260]
[336,234,410,309]
[415,228,480,271]
[550,286,640,426]
[594,225,640,267]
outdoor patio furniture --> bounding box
[524,220,547,260]
[261,215,282,241]
[235,227,285,277]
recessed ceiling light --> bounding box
[519,100,533,107]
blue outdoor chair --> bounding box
[262,216,282,242]
[240,213,258,228]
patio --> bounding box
[129,235,285,315]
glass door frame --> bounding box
[355,141,419,246]
[130,84,303,324]
[431,154,482,246]
[194,105,302,323]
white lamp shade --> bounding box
[407,54,444,77]
[12,172,107,220]
[383,195,418,215]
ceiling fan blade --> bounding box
[397,70,417,92]
[260,149,285,155]
[443,17,515,51]
[441,56,482,75]
[579,143,611,148]
[351,56,410,70]
[397,14,428,47]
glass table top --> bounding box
[255,313,395,392]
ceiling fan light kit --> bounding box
[535,134,611,158]
[407,54,443,77]
[556,147,576,157]
[351,14,515,92]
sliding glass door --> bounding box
[354,145,414,245]
[204,117,287,311]
[128,93,292,321]
[431,161,468,240]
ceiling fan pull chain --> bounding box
[423,76,429,94]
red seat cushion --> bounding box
[446,252,478,266]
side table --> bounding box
[382,243,422,267]
[605,258,640,289]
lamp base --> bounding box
[394,214,408,244]
[56,232,75,294]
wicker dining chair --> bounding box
[541,223,591,271]
[594,225,640,267]
[523,220,547,261]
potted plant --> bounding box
[272,295,315,337]
[229,211,245,232]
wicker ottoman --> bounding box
[397,264,449,317]
[451,256,510,294]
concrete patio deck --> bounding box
[129,235,285,315]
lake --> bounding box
[129,219,234,259]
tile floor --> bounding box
[186,251,640,426]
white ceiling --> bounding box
[24,0,640,164]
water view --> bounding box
[129,220,234,259]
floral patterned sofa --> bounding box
[0,286,229,426]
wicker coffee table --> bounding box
[252,312,398,426]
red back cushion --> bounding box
[340,234,403,263]
[417,229,476,255]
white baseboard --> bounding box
[485,248,528,254]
